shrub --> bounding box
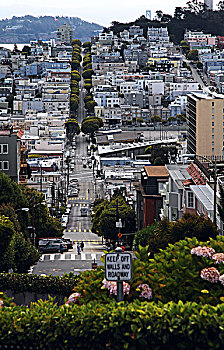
[1,299,224,349]
[0,272,79,296]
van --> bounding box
[80,207,88,217]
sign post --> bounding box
[105,247,132,302]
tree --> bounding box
[85,100,97,113]
[168,116,177,123]
[187,49,199,61]
[133,213,218,255]
[176,114,187,123]
[91,195,136,239]
[155,10,163,21]
[145,144,177,165]
[151,115,162,124]
[84,83,92,92]
[136,117,143,124]
[81,119,100,136]
[65,118,80,141]
[72,39,82,46]
[82,69,94,79]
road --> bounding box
[32,48,104,276]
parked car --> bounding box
[62,238,73,249]
[39,242,61,253]
[80,207,88,217]
[70,178,78,183]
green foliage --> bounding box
[82,69,94,79]
[81,117,102,135]
[132,236,224,305]
[91,195,136,239]
[151,115,161,124]
[72,39,82,46]
[0,272,79,296]
[133,223,159,250]
[133,214,219,255]
[20,186,63,239]
[1,298,224,349]
[0,171,28,210]
[145,144,177,165]
[6,232,40,273]
[187,49,199,61]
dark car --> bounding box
[38,242,61,253]
[39,238,68,252]
[62,238,73,249]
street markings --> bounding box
[39,252,103,262]
[64,228,92,232]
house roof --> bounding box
[144,166,169,177]
[190,185,214,211]
[186,163,206,185]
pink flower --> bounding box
[212,253,224,264]
[102,279,130,295]
[0,299,3,308]
[191,246,215,258]
[201,267,220,283]
[137,284,153,300]
[65,292,81,305]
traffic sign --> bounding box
[105,252,132,281]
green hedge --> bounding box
[0,273,79,296]
[0,299,224,349]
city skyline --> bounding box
[0,0,220,27]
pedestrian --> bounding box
[80,241,84,251]
[77,243,81,255]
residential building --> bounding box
[187,92,224,160]
[57,24,73,44]
[135,166,169,230]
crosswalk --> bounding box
[39,252,103,262]
[68,197,93,201]
[64,228,92,233]
[72,203,89,207]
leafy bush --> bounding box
[131,237,224,305]
[1,299,224,349]
[133,214,219,255]
[0,273,79,296]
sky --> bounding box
[0,0,220,26]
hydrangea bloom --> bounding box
[137,284,153,300]
[212,253,224,264]
[201,267,220,283]
[191,246,215,258]
[65,293,81,305]
[219,274,224,286]
[102,279,130,295]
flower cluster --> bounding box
[136,284,153,300]
[0,299,3,308]
[201,267,220,283]
[102,279,130,295]
[219,275,224,286]
[191,246,215,258]
[65,293,81,305]
[212,253,224,264]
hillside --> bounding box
[108,11,224,44]
[0,15,103,43]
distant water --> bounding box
[0,43,30,51]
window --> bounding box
[212,148,215,153]
[212,122,214,126]
[212,135,214,140]
[0,161,9,170]
[212,115,214,120]
[0,144,8,154]
[212,141,214,146]
[212,128,214,133]
[187,192,194,208]
[212,108,214,114]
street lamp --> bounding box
[183,154,217,226]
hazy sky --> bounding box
[0,0,220,26]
